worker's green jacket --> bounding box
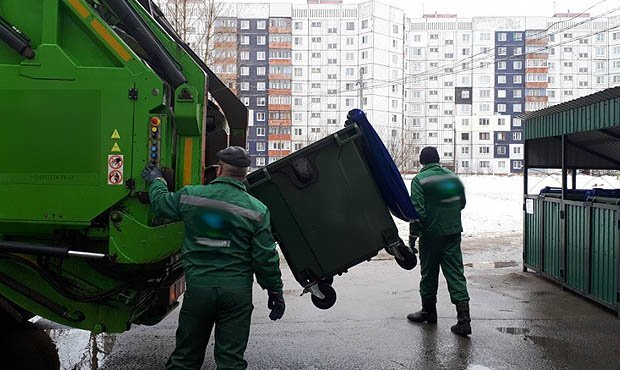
[149,177,283,292]
[410,163,466,236]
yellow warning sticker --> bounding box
[111,142,121,152]
[111,129,121,139]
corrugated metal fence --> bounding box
[524,196,620,313]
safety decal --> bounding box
[111,129,121,139]
[111,142,122,153]
[107,155,124,185]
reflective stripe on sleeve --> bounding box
[418,174,458,185]
[195,237,231,248]
[440,196,462,203]
[180,195,264,222]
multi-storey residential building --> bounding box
[169,0,620,173]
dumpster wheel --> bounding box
[395,245,418,271]
[311,284,337,310]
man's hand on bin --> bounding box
[142,164,164,185]
[267,290,285,321]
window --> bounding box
[497,47,507,56]
[327,73,337,80]
[514,47,522,55]
[513,132,522,141]
[257,36,266,45]
[463,34,470,41]
[311,52,321,59]
[479,146,490,154]
[256,142,266,152]
[498,33,507,41]
[241,97,249,106]
[256,82,266,91]
[311,113,320,118]
[256,157,265,167]
[346,22,355,31]
[240,51,249,60]
[240,82,250,91]
[256,127,266,137]
[497,146,507,155]
[328,27,337,34]
[294,21,302,30]
[480,90,491,98]
[361,19,368,29]
[497,90,506,98]
[462,48,470,56]
[479,132,490,140]
[328,43,337,49]
[311,21,321,28]
[462,147,470,154]
[596,48,606,58]
[256,112,265,121]
[513,89,522,98]
[480,32,490,41]
[480,161,490,168]
[256,97,265,106]
[479,118,490,126]
[513,146,522,154]
[311,37,322,43]
[498,75,506,84]
[241,35,250,45]
[497,104,506,113]
[513,33,523,41]
[498,118,506,126]
[514,61,522,70]
[240,20,250,30]
[461,133,470,140]
[497,132,507,140]
[256,51,265,60]
[513,75,522,84]
[328,58,337,64]
[462,118,469,126]
[240,66,249,76]
[257,20,266,30]
[327,103,337,109]
[498,61,506,70]
[461,90,470,99]
[513,104,522,113]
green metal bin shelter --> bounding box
[523,86,620,315]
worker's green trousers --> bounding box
[166,286,253,370]
[418,233,470,304]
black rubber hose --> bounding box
[104,0,187,88]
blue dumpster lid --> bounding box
[346,109,420,222]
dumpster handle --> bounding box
[245,168,272,188]
[334,124,362,147]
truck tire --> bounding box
[0,323,60,370]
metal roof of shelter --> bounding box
[524,86,620,170]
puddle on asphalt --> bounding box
[46,328,116,370]
[496,327,530,335]
[0,323,116,370]
[464,261,519,269]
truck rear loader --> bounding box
[0,0,247,333]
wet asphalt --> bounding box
[22,246,620,370]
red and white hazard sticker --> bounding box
[107,155,124,185]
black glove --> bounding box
[267,290,285,321]
[408,235,418,250]
[142,165,164,185]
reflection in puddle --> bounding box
[496,327,530,335]
[46,328,116,370]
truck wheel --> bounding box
[311,284,337,310]
[396,246,417,270]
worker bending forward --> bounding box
[142,146,285,369]
[407,147,471,336]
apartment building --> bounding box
[165,0,620,173]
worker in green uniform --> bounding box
[142,146,285,370]
[406,147,471,336]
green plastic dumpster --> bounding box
[246,123,406,309]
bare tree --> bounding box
[154,0,223,64]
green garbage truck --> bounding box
[0,0,248,333]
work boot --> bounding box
[450,301,472,336]
[407,297,437,323]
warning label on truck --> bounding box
[107,155,124,185]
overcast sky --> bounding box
[222,0,618,18]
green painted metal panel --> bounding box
[525,92,620,140]
[525,197,542,270]
[543,200,562,279]
[591,207,619,306]
[565,204,589,292]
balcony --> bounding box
[269,26,292,34]
[269,149,292,157]
[526,53,549,59]
[525,82,548,88]
[269,42,292,50]
[525,96,549,102]
[268,119,292,126]
[525,38,548,45]
[215,27,237,34]
[268,74,291,80]
[214,41,238,49]
[525,67,548,74]
[268,134,292,141]
[268,88,292,95]
[269,58,292,66]
[268,104,292,111]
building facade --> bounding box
[171,0,620,173]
